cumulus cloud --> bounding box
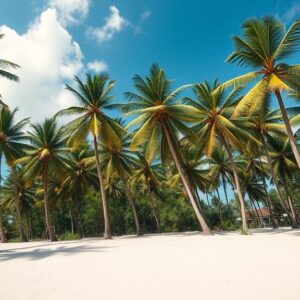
[87,60,108,73]
[0,8,84,122]
[48,0,90,25]
[86,6,127,43]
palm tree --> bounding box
[17,118,69,241]
[0,34,20,82]
[124,64,211,234]
[99,133,143,236]
[0,107,29,242]
[57,145,99,237]
[189,81,258,234]
[57,73,125,239]
[129,153,165,233]
[206,146,232,206]
[267,135,299,227]
[222,16,300,168]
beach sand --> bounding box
[1,228,299,300]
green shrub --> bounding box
[59,232,80,241]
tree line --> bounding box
[1,16,300,242]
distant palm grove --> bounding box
[1,16,300,243]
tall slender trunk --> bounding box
[43,161,57,241]
[255,154,278,229]
[0,153,7,243]
[221,138,249,234]
[215,188,224,226]
[275,89,300,169]
[248,198,259,226]
[12,168,28,242]
[251,196,262,227]
[260,132,294,224]
[282,180,299,228]
[162,123,211,234]
[69,207,74,234]
[73,196,84,237]
[93,135,111,239]
[122,177,142,236]
[221,174,229,207]
[146,181,161,233]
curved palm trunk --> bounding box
[12,168,28,242]
[282,180,299,228]
[43,162,57,242]
[122,177,142,236]
[250,196,262,227]
[260,132,296,226]
[221,138,249,234]
[255,155,278,229]
[163,123,211,234]
[93,135,111,239]
[275,89,300,169]
[0,154,7,243]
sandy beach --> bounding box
[1,228,300,300]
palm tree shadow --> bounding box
[0,244,114,262]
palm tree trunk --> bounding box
[162,123,211,234]
[12,168,28,242]
[275,89,300,169]
[221,138,249,234]
[259,132,294,224]
[215,188,224,226]
[122,178,142,236]
[282,179,299,228]
[0,153,7,243]
[93,135,111,239]
[43,161,57,242]
[251,196,262,227]
[221,175,230,207]
[255,155,278,229]
[146,182,161,233]
[73,196,84,237]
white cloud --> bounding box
[48,0,90,25]
[87,60,108,73]
[282,2,300,23]
[86,6,127,43]
[0,8,84,122]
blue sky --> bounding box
[1,0,299,117]
[0,0,299,201]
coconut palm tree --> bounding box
[17,118,69,241]
[0,34,20,82]
[0,107,29,242]
[57,145,99,237]
[57,73,125,239]
[99,133,143,236]
[188,80,259,234]
[124,64,211,234]
[221,16,300,168]
[267,135,299,227]
[205,146,232,206]
[129,153,165,233]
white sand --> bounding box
[1,228,300,300]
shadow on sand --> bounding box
[0,242,114,262]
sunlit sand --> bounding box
[1,228,300,300]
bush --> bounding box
[8,237,22,243]
[59,232,81,241]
